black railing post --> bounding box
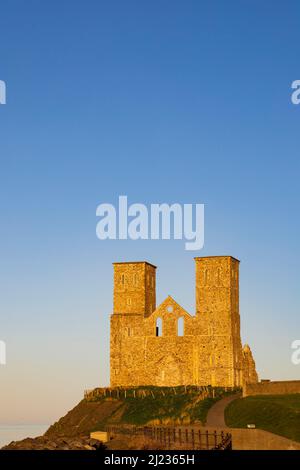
[198,430,202,450]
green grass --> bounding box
[89,386,238,428]
[225,394,300,443]
[120,393,219,425]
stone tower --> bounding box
[110,262,157,387]
[195,256,243,387]
[113,261,156,316]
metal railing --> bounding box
[105,425,232,450]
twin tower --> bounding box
[110,256,258,388]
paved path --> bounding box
[205,393,241,428]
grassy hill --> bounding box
[225,394,300,442]
[46,386,233,438]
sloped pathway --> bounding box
[205,393,241,428]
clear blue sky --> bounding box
[0,1,299,424]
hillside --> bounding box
[225,394,300,442]
[46,386,233,438]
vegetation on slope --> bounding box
[89,386,236,428]
[47,386,235,437]
[120,394,218,425]
[225,394,300,443]
[89,387,237,429]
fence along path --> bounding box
[106,425,232,450]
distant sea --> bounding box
[0,425,49,448]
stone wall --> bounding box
[242,344,258,385]
[231,428,300,450]
[202,425,300,450]
[243,380,300,397]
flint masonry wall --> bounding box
[243,380,300,397]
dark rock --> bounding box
[1,435,107,451]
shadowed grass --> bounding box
[225,394,300,442]
[121,394,220,425]
[47,386,238,436]
[90,386,237,427]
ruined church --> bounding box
[110,256,258,388]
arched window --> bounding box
[177,317,184,336]
[156,317,162,337]
[121,274,125,286]
[204,269,208,285]
[133,273,138,286]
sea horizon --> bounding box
[0,424,49,449]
